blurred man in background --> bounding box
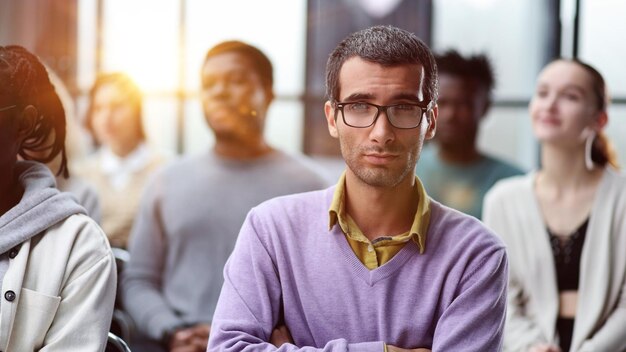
[122,41,328,352]
[416,50,523,219]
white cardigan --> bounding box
[483,168,626,352]
[0,214,116,351]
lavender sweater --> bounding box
[208,187,508,352]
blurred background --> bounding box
[1,0,625,174]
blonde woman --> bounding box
[483,59,625,352]
[76,73,167,248]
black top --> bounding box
[547,218,589,291]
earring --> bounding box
[584,130,596,171]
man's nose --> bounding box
[369,110,395,144]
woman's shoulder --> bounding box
[146,146,175,167]
[35,214,111,258]
[70,154,101,177]
[603,167,626,188]
[597,168,626,210]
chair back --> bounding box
[106,331,132,352]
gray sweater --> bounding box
[122,150,329,340]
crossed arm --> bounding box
[207,211,507,351]
[270,325,430,352]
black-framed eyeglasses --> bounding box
[0,105,16,113]
[334,101,432,129]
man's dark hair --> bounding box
[435,49,495,95]
[325,25,438,105]
[203,40,273,91]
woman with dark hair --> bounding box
[0,45,116,350]
[76,72,167,248]
[484,59,626,352]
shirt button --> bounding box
[367,245,374,252]
[8,247,19,259]
[4,290,16,302]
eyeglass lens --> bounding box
[341,102,424,129]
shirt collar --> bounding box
[100,143,151,176]
[328,171,431,253]
[99,143,153,190]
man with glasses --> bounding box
[208,26,507,352]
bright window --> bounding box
[78,0,308,156]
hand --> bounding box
[169,324,211,352]
[529,343,561,352]
[387,346,431,352]
[270,324,293,347]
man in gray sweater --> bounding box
[122,41,329,352]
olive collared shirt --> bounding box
[329,172,431,270]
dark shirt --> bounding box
[548,218,589,291]
[547,217,589,352]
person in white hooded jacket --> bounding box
[0,45,116,351]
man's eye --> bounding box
[348,103,371,111]
[395,104,418,111]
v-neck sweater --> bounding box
[209,186,508,351]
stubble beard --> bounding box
[340,139,418,188]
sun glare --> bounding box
[101,0,180,93]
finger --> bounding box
[190,336,209,350]
[194,324,211,338]
[270,329,289,346]
[174,329,194,341]
[171,344,198,352]
[171,330,195,348]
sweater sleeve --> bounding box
[122,175,184,340]
[579,210,626,352]
[40,219,116,351]
[578,296,626,352]
[208,210,384,352]
[430,243,508,352]
[483,188,547,351]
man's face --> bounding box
[434,74,488,150]
[201,52,271,142]
[325,57,437,188]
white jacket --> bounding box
[483,168,626,352]
[0,214,116,351]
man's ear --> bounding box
[425,105,437,140]
[325,101,339,139]
[264,87,275,107]
[17,105,38,143]
[480,98,492,120]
